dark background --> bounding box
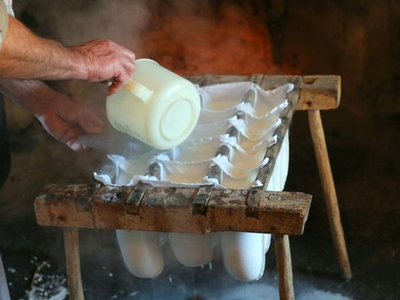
[0,0,399,299]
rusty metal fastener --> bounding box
[268,194,281,201]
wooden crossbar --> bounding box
[187,75,340,111]
[34,184,311,236]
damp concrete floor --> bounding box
[0,107,399,300]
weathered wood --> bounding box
[245,189,259,218]
[187,75,340,110]
[208,190,310,234]
[126,183,148,215]
[0,251,11,300]
[301,75,340,110]
[64,228,84,300]
[34,183,101,228]
[274,234,295,300]
[137,187,200,233]
[35,186,311,236]
[308,110,352,280]
[192,185,214,215]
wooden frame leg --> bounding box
[64,228,84,300]
[0,251,11,300]
[308,110,352,280]
[274,234,295,300]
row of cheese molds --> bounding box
[96,82,292,189]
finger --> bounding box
[108,81,124,95]
[58,100,105,132]
[78,109,105,134]
[60,126,84,145]
[56,101,80,125]
[38,112,87,151]
[67,139,85,151]
[108,72,128,95]
[119,47,136,61]
[77,106,105,133]
[92,115,105,127]
[123,60,136,76]
[101,80,113,86]
[122,58,135,70]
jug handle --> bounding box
[123,79,153,103]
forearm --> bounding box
[0,78,55,117]
[0,16,87,81]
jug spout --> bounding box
[124,78,153,103]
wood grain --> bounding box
[64,228,84,300]
[308,110,352,279]
[274,234,295,300]
[35,185,311,236]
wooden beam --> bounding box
[308,110,352,279]
[187,75,341,110]
[64,228,84,300]
[34,185,311,236]
[274,234,295,300]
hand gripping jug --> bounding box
[106,59,201,150]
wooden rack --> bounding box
[35,184,311,300]
[34,75,350,300]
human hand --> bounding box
[0,78,105,151]
[71,39,136,95]
[36,93,105,151]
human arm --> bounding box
[0,78,104,150]
[0,16,135,95]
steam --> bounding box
[215,282,353,300]
[22,0,277,75]
[21,0,149,50]
[14,0,280,160]
[16,0,279,155]
[18,0,152,146]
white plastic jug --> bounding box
[107,59,201,150]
